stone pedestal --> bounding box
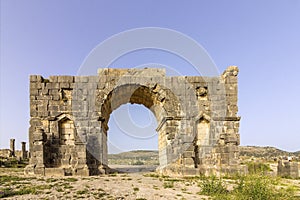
[10,139,15,157]
[25,128,46,175]
[21,142,27,159]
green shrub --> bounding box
[0,175,26,182]
[46,178,57,183]
[133,160,144,165]
[64,177,78,182]
[0,158,28,168]
[163,181,174,188]
[76,189,88,195]
[143,173,160,178]
[198,176,228,196]
[233,175,296,200]
[0,187,39,198]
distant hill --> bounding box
[107,146,300,165]
[239,146,300,158]
[108,150,159,165]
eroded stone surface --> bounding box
[25,67,246,176]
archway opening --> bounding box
[107,103,159,173]
[96,83,182,174]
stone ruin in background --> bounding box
[278,159,299,179]
[0,139,28,161]
[25,66,247,176]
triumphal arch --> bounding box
[25,66,245,176]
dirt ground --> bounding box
[0,166,209,200]
[0,166,300,200]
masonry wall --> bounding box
[25,66,245,176]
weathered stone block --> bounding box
[58,76,74,83]
[47,82,60,90]
[182,158,194,166]
[30,75,43,83]
[45,168,64,176]
[183,151,195,158]
[60,82,70,88]
[49,76,58,82]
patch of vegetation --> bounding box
[197,175,299,200]
[133,187,139,192]
[153,185,159,190]
[35,184,52,190]
[198,176,228,196]
[0,175,27,183]
[56,187,64,192]
[233,175,297,200]
[60,182,73,189]
[0,186,39,198]
[143,173,160,178]
[45,178,58,183]
[163,181,174,188]
[0,158,28,168]
[109,172,118,177]
[64,177,78,182]
[76,189,88,195]
[94,191,109,198]
[122,177,132,181]
[132,160,145,165]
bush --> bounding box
[133,160,144,165]
[198,176,228,196]
[0,158,28,168]
[233,175,296,200]
[196,175,297,200]
[0,187,38,198]
[163,181,174,188]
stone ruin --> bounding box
[0,139,28,160]
[25,66,247,176]
[277,159,299,179]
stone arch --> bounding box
[99,83,181,130]
[26,67,245,176]
[92,83,182,172]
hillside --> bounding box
[108,150,159,165]
[108,146,300,165]
[239,146,300,158]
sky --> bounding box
[0,0,300,153]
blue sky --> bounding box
[0,0,299,152]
